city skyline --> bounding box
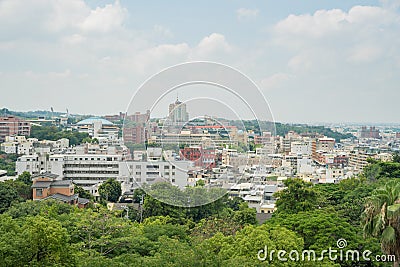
[1,0,399,123]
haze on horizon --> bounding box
[1,0,399,124]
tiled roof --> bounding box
[44,193,78,202]
[78,197,90,205]
[31,181,52,188]
[32,172,59,179]
[51,180,73,187]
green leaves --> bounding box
[98,178,122,203]
[274,178,318,214]
[387,203,400,218]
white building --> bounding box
[75,117,119,140]
[49,154,121,190]
[291,141,312,156]
[119,160,192,192]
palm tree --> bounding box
[363,180,400,267]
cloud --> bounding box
[271,4,400,72]
[236,8,259,20]
[260,73,291,90]
[153,25,173,39]
[79,1,127,33]
[192,33,233,59]
[0,0,127,36]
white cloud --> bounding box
[236,8,259,20]
[260,73,291,90]
[79,1,127,33]
[153,25,173,39]
[192,33,233,59]
[271,4,400,72]
[348,45,382,63]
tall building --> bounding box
[122,110,150,144]
[168,97,189,125]
[0,116,31,143]
[360,126,380,139]
[75,117,119,140]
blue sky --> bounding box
[0,0,399,123]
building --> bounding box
[312,137,335,161]
[0,116,31,143]
[348,150,376,172]
[31,173,89,207]
[149,130,237,147]
[123,125,146,144]
[48,154,121,190]
[75,117,119,140]
[16,154,49,175]
[360,126,380,139]
[168,97,189,125]
[291,140,312,156]
[180,146,217,170]
[119,160,192,191]
[123,110,150,144]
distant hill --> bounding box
[229,120,354,142]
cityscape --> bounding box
[1,0,400,266]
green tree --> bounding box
[232,202,257,226]
[23,215,73,266]
[16,171,32,185]
[363,180,400,267]
[98,179,122,203]
[74,185,93,200]
[0,182,20,213]
[274,178,318,214]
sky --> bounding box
[0,0,399,123]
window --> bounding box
[36,188,43,197]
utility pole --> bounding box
[139,195,144,223]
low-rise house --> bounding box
[31,172,89,207]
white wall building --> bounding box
[119,160,192,192]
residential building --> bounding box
[31,173,89,207]
[75,117,119,140]
[0,116,31,142]
[360,126,380,139]
[168,97,189,125]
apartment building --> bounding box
[75,117,119,140]
[0,116,31,142]
[119,160,192,190]
[48,154,121,189]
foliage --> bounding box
[30,125,89,146]
[0,153,17,175]
[98,178,122,203]
[0,181,21,213]
[16,171,32,185]
[274,178,318,214]
[363,179,400,263]
[74,185,93,200]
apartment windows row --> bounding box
[64,164,118,168]
[64,171,119,175]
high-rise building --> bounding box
[360,126,380,139]
[0,116,31,143]
[168,97,189,125]
[123,110,150,144]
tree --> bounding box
[74,185,93,200]
[0,182,20,213]
[16,171,32,185]
[98,179,122,203]
[274,178,318,214]
[363,180,400,267]
[232,202,257,226]
[25,216,73,265]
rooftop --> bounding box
[76,117,114,126]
